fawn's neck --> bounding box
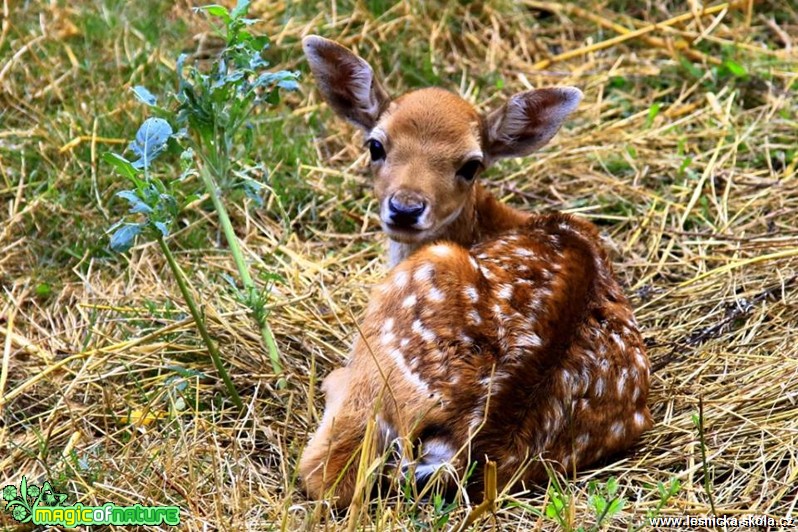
[387,183,531,267]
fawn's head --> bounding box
[303,36,582,246]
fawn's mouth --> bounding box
[383,222,427,242]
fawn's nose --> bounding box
[388,193,427,228]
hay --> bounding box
[1,0,797,529]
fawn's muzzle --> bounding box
[387,193,427,228]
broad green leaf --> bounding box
[199,4,230,23]
[607,497,625,516]
[109,223,142,253]
[590,494,606,515]
[132,86,157,106]
[231,0,251,19]
[116,190,152,214]
[606,476,618,497]
[103,152,139,181]
[277,78,299,91]
[130,118,173,170]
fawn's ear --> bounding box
[302,35,391,130]
[484,87,582,161]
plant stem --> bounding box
[158,237,244,411]
[696,396,717,516]
[197,163,283,376]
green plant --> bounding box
[692,397,717,515]
[104,0,299,402]
[544,470,572,530]
[542,472,628,532]
[645,477,681,523]
[586,476,625,530]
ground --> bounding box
[1,0,797,530]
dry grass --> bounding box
[2,0,797,529]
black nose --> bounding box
[388,195,426,227]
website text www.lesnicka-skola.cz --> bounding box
[648,515,796,528]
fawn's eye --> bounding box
[456,159,482,181]
[367,139,386,162]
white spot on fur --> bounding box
[464,285,479,303]
[412,319,436,343]
[576,433,590,449]
[468,310,482,325]
[402,294,417,308]
[381,331,396,346]
[611,332,625,351]
[469,256,479,270]
[413,263,434,283]
[515,247,535,258]
[634,411,647,428]
[515,332,542,348]
[635,348,648,369]
[393,269,409,290]
[388,348,430,394]
[497,284,513,300]
[617,368,628,396]
[382,318,394,333]
[594,377,605,397]
[429,244,452,257]
[400,338,410,348]
[428,287,445,303]
[611,421,625,439]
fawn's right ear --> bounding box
[302,35,391,130]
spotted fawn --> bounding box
[299,36,652,507]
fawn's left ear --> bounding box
[483,87,582,162]
[302,35,391,130]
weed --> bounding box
[693,397,717,515]
[104,0,299,400]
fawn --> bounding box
[299,36,652,506]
